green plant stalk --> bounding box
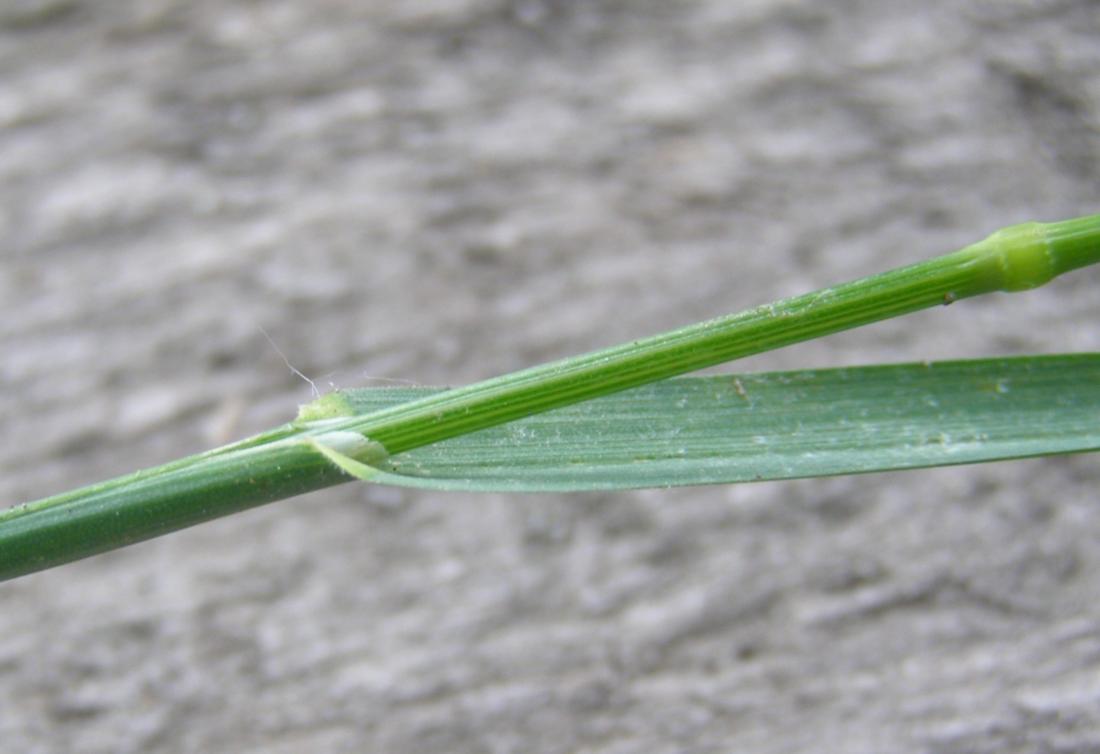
[2,215,1099,581]
[330,217,1100,453]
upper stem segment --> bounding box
[335,214,1100,454]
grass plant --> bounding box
[2,215,1099,581]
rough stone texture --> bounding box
[2,1,1100,752]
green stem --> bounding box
[329,215,1100,452]
[2,214,1098,581]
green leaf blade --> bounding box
[326,355,1100,491]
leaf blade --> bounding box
[318,354,1100,491]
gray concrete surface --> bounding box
[2,1,1100,751]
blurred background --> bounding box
[2,1,1099,751]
